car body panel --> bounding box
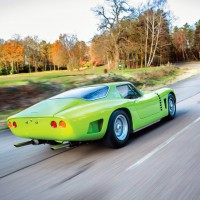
[7,82,175,142]
[12,98,87,118]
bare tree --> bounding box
[93,0,131,68]
[138,0,170,66]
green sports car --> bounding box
[7,82,176,148]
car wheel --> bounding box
[167,94,176,119]
[103,110,130,148]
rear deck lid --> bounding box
[9,98,85,118]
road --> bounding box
[1,65,200,200]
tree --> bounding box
[118,19,145,68]
[2,40,24,73]
[90,35,109,66]
[58,34,89,70]
[23,36,41,72]
[93,0,131,68]
[51,40,67,70]
[182,23,197,60]
[39,40,51,71]
[137,0,171,66]
[194,22,200,59]
[73,41,89,68]
[173,28,188,60]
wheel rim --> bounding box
[114,114,128,141]
[169,97,175,116]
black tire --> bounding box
[103,110,130,148]
[167,93,176,120]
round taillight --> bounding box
[51,121,57,128]
[13,121,17,128]
[8,122,12,128]
[59,121,66,128]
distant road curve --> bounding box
[174,61,200,66]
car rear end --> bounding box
[7,117,75,141]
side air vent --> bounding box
[87,119,103,134]
[156,93,162,111]
[164,98,167,109]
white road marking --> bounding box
[126,116,200,171]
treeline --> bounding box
[90,0,200,68]
[0,34,90,75]
[1,0,200,75]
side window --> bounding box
[128,84,141,98]
[117,84,140,99]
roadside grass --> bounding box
[0,65,194,129]
[0,66,163,87]
[133,66,179,86]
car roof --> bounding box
[90,81,132,87]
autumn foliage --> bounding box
[51,40,67,70]
[2,40,24,73]
[91,0,200,68]
[0,34,89,75]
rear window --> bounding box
[50,85,109,101]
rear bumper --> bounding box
[7,117,75,141]
[7,117,105,141]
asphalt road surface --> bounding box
[1,65,200,200]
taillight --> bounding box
[51,121,57,128]
[59,120,66,128]
[8,122,12,128]
[13,121,17,128]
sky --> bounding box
[0,0,200,43]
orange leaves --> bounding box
[2,40,24,63]
[51,40,67,68]
[0,34,90,73]
[90,35,107,66]
[173,29,187,50]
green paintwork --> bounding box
[7,82,175,142]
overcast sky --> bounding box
[0,0,200,43]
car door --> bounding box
[116,84,160,119]
[133,92,160,119]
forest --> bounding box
[0,0,200,75]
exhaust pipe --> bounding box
[14,139,45,147]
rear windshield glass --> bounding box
[50,85,109,101]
